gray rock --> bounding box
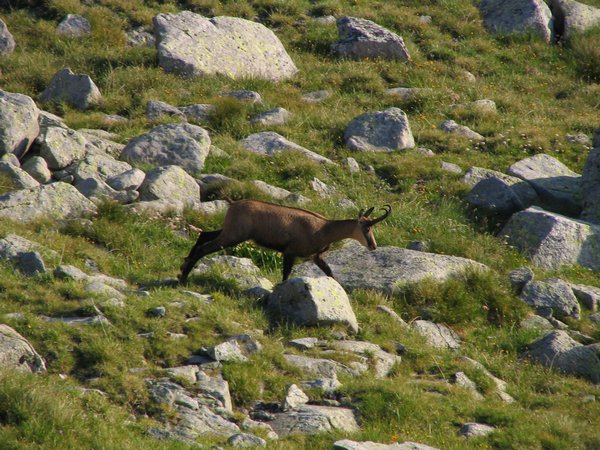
[120,123,210,176]
[302,90,330,103]
[0,90,40,158]
[1,153,20,167]
[376,305,408,327]
[85,280,125,300]
[331,340,401,378]
[166,365,200,384]
[343,157,361,173]
[196,370,233,412]
[0,183,96,222]
[465,177,527,221]
[412,320,461,350]
[451,99,497,113]
[16,251,46,276]
[288,337,319,350]
[283,354,363,378]
[310,177,337,198]
[458,356,514,403]
[251,180,310,205]
[228,433,266,447]
[332,16,410,61]
[41,315,110,326]
[440,161,462,174]
[138,165,200,205]
[521,330,600,383]
[282,384,309,411]
[451,372,484,400]
[499,207,600,270]
[40,68,101,110]
[344,107,414,152]
[21,156,52,184]
[479,0,553,42]
[385,87,427,100]
[459,423,495,438]
[192,255,272,291]
[105,168,145,191]
[208,334,262,362]
[520,314,554,331]
[507,153,581,216]
[581,148,600,224]
[313,15,337,25]
[154,11,297,81]
[179,104,215,122]
[0,162,39,189]
[565,132,591,146]
[551,0,600,40]
[0,19,16,55]
[240,132,334,164]
[145,100,185,120]
[301,376,342,394]
[192,199,230,216]
[406,240,430,252]
[570,283,600,311]
[65,152,132,182]
[250,107,292,126]
[57,14,91,37]
[292,241,487,294]
[75,177,138,204]
[0,234,58,261]
[268,277,359,334]
[0,324,46,373]
[269,405,359,437]
[37,126,88,170]
[521,278,580,319]
[38,110,65,128]
[508,267,534,293]
[439,120,484,140]
[78,129,124,156]
[334,440,439,450]
[149,306,166,318]
[126,27,155,47]
[221,90,263,104]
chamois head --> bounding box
[354,205,392,250]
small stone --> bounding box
[250,107,292,126]
[406,241,429,252]
[343,157,361,173]
[228,433,267,448]
[459,422,495,438]
[281,384,309,411]
[149,306,166,318]
[57,14,91,37]
[302,90,330,103]
[221,90,262,104]
[288,337,319,350]
[440,161,462,174]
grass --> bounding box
[0,0,599,448]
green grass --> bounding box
[0,0,599,448]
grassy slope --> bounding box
[0,0,599,448]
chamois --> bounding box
[178,199,391,283]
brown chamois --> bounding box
[178,199,391,283]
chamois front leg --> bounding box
[179,230,222,283]
[313,253,335,278]
[282,253,296,281]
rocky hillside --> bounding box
[0,0,599,448]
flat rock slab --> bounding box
[0,90,40,158]
[154,11,297,81]
[479,0,553,43]
[500,207,600,270]
[344,107,415,152]
[335,440,439,450]
[292,241,486,294]
[240,132,333,164]
[0,183,97,223]
[507,153,581,216]
[0,324,46,373]
[268,405,359,437]
[284,354,364,378]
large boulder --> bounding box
[0,90,40,158]
[65,152,132,182]
[507,154,581,216]
[0,19,16,55]
[37,126,87,170]
[0,324,46,373]
[581,148,600,224]
[465,177,528,222]
[332,16,410,61]
[520,278,581,319]
[479,0,553,43]
[268,277,359,334]
[268,405,359,437]
[40,68,102,111]
[138,165,200,205]
[551,0,600,40]
[343,107,415,152]
[153,11,297,81]
[521,331,600,383]
[462,166,540,206]
[499,207,600,270]
[0,162,39,189]
[292,241,487,294]
[240,132,333,164]
[0,183,96,222]
[120,123,210,176]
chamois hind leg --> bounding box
[313,253,334,278]
[282,254,296,281]
[179,233,241,283]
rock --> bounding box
[1,153,20,167]
[565,132,591,146]
[192,255,272,291]
[344,107,414,152]
[105,168,146,191]
[581,148,600,224]
[240,132,334,164]
[196,370,233,412]
[570,284,600,311]
[301,376,342,394]
[508,267,534,293]
[179,104,215,122]
[462,167,540,207]
[0,234,58,262]
[520,278,580,319]
[120,123,210,176]
[145,100,185,120]
[0,324,46,373]
[0,90,40,158]
[0,19,16,55]
[284,354,362,378]
[292,241,487,294]
[57,14,91,37]
[228,433,266,448]
[21,156,52,184]
[521,330,600,383]
[208,334,262,362]
[282,384,309,411]
[16,251,46,276]
[334,440,439,450]
[331,340,401,378]
[148,306,166,318]
[507,153,581,216]
[302,90,330,103]
[551,0,600,40]
[451,99,497,113]
[37,126,88,170]
[343,157,361,173]
[465,177,528,221]
[0,183,96,222]
[385,87,427,100]
[78,129,125,156]
[154,11,297,81]
[313,15,337,25]
[479,0,553,43]
[240,417,278,440]
[85,280,125,300]
[268,277,359,334]
[221,90,263,104]
[192,199,229,216]
[458,356,514,403]
[376,305,408,327]
[127,27,155,47]
[520,314,554,331]
[406,241,430,252]
[250,107,292,126]
[0,162,39,189]
[65,152,132,183]
[459,423,495,438]
[411,320,461,350]
[268,405,359,437]
[288,337,319,350]
[332,16,410,61]
[451,372,484,400]
[310,177,337,198]
[440,161,462,174]
[251,180,310,205]
[41,315,110,326]
[499,207,600,270]
[138,165,200,205]
[40,68,101,110]
[439,120,484,140]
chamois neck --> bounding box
[324,219,359,243]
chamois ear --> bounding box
[359,207,375,219]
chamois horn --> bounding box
[367,205,391,225]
